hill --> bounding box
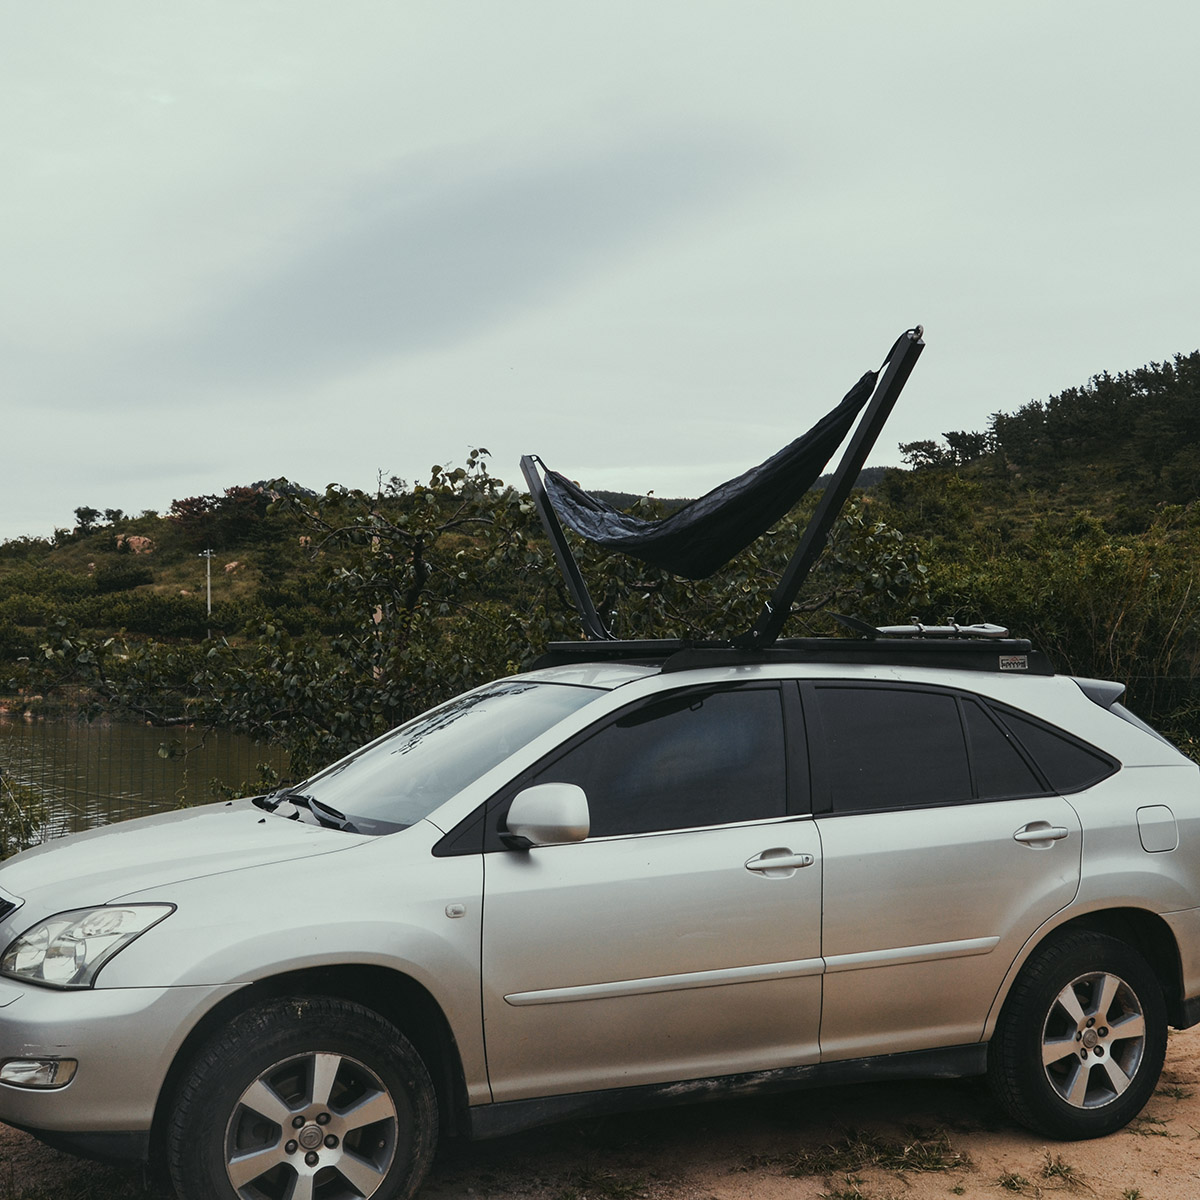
[1,347,1197,761]
[881,349,1200,538]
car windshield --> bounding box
[288,680,604,832]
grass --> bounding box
[775,1128,969,1177]
[997,1172,1031,1193]
[816,1178,908,1200]
[1126,1114,1175,1137]
[817,1178,875,1200]
[0,1125,163,1200]
[1041,1153,1084,1187]
[0,771,46,859]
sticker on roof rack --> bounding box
[999,655,1029,671]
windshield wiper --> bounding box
[257,790,360,833]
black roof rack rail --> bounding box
[530,637,1055,676]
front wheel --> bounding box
[167,996,438,1200]
[988,931,1167,1139]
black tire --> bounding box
[166,996,438,1200]
[988,931,1167,1140]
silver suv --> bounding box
[1,635,1198,1200]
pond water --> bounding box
[0,715,291,844]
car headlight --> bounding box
[0,905,174,989]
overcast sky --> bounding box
[3,2,1198,542]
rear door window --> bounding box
[809,685,971,813]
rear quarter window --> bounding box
[992,707,1119,794]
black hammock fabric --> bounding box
[541,368,879,580]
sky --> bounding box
[3,2,1199,542]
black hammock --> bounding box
[536,368,877,580]
[522,326,924,646]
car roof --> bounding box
[515,662,661,689]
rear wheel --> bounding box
[167,997,438,1200]
[988,931,1167,1139]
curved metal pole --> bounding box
[736,326,925,648]
[520,456,613,640]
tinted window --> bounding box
[534,687,786,836]
[962,698,1045,798]
[816,686,971,812]
[996,710,1117,793]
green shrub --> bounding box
[93,561,155,593]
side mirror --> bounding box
[504,783,589,848]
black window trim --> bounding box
[433,676,1125,853]
[986,698,1120,795]
[803,679,984,816]
[800,679,1119,819]
[959,694,1052,800]
[435,680,798,855]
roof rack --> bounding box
[522,327,926,648]
[531,635,1054,677]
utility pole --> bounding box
[199,549,214,638]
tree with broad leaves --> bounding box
[73,506,101,535]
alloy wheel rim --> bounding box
[223,1050,398,1199]
[1040,970,1147,1110]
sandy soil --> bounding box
[4,1028,1200,1200]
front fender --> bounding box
[95,824,486,1093]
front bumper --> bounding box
[0,974,239,1156]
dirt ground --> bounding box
[4,1028,1200,1200]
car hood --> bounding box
[0,799,368,909]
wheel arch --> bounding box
[987,907,1186,1037]
[148,963,470,1170]
[1054,909,1185,1025]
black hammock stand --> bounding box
[521,326,924,649]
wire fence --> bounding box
[0,709,289,850]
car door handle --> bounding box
[1013,822,1069,846]
[745,849,815,873]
